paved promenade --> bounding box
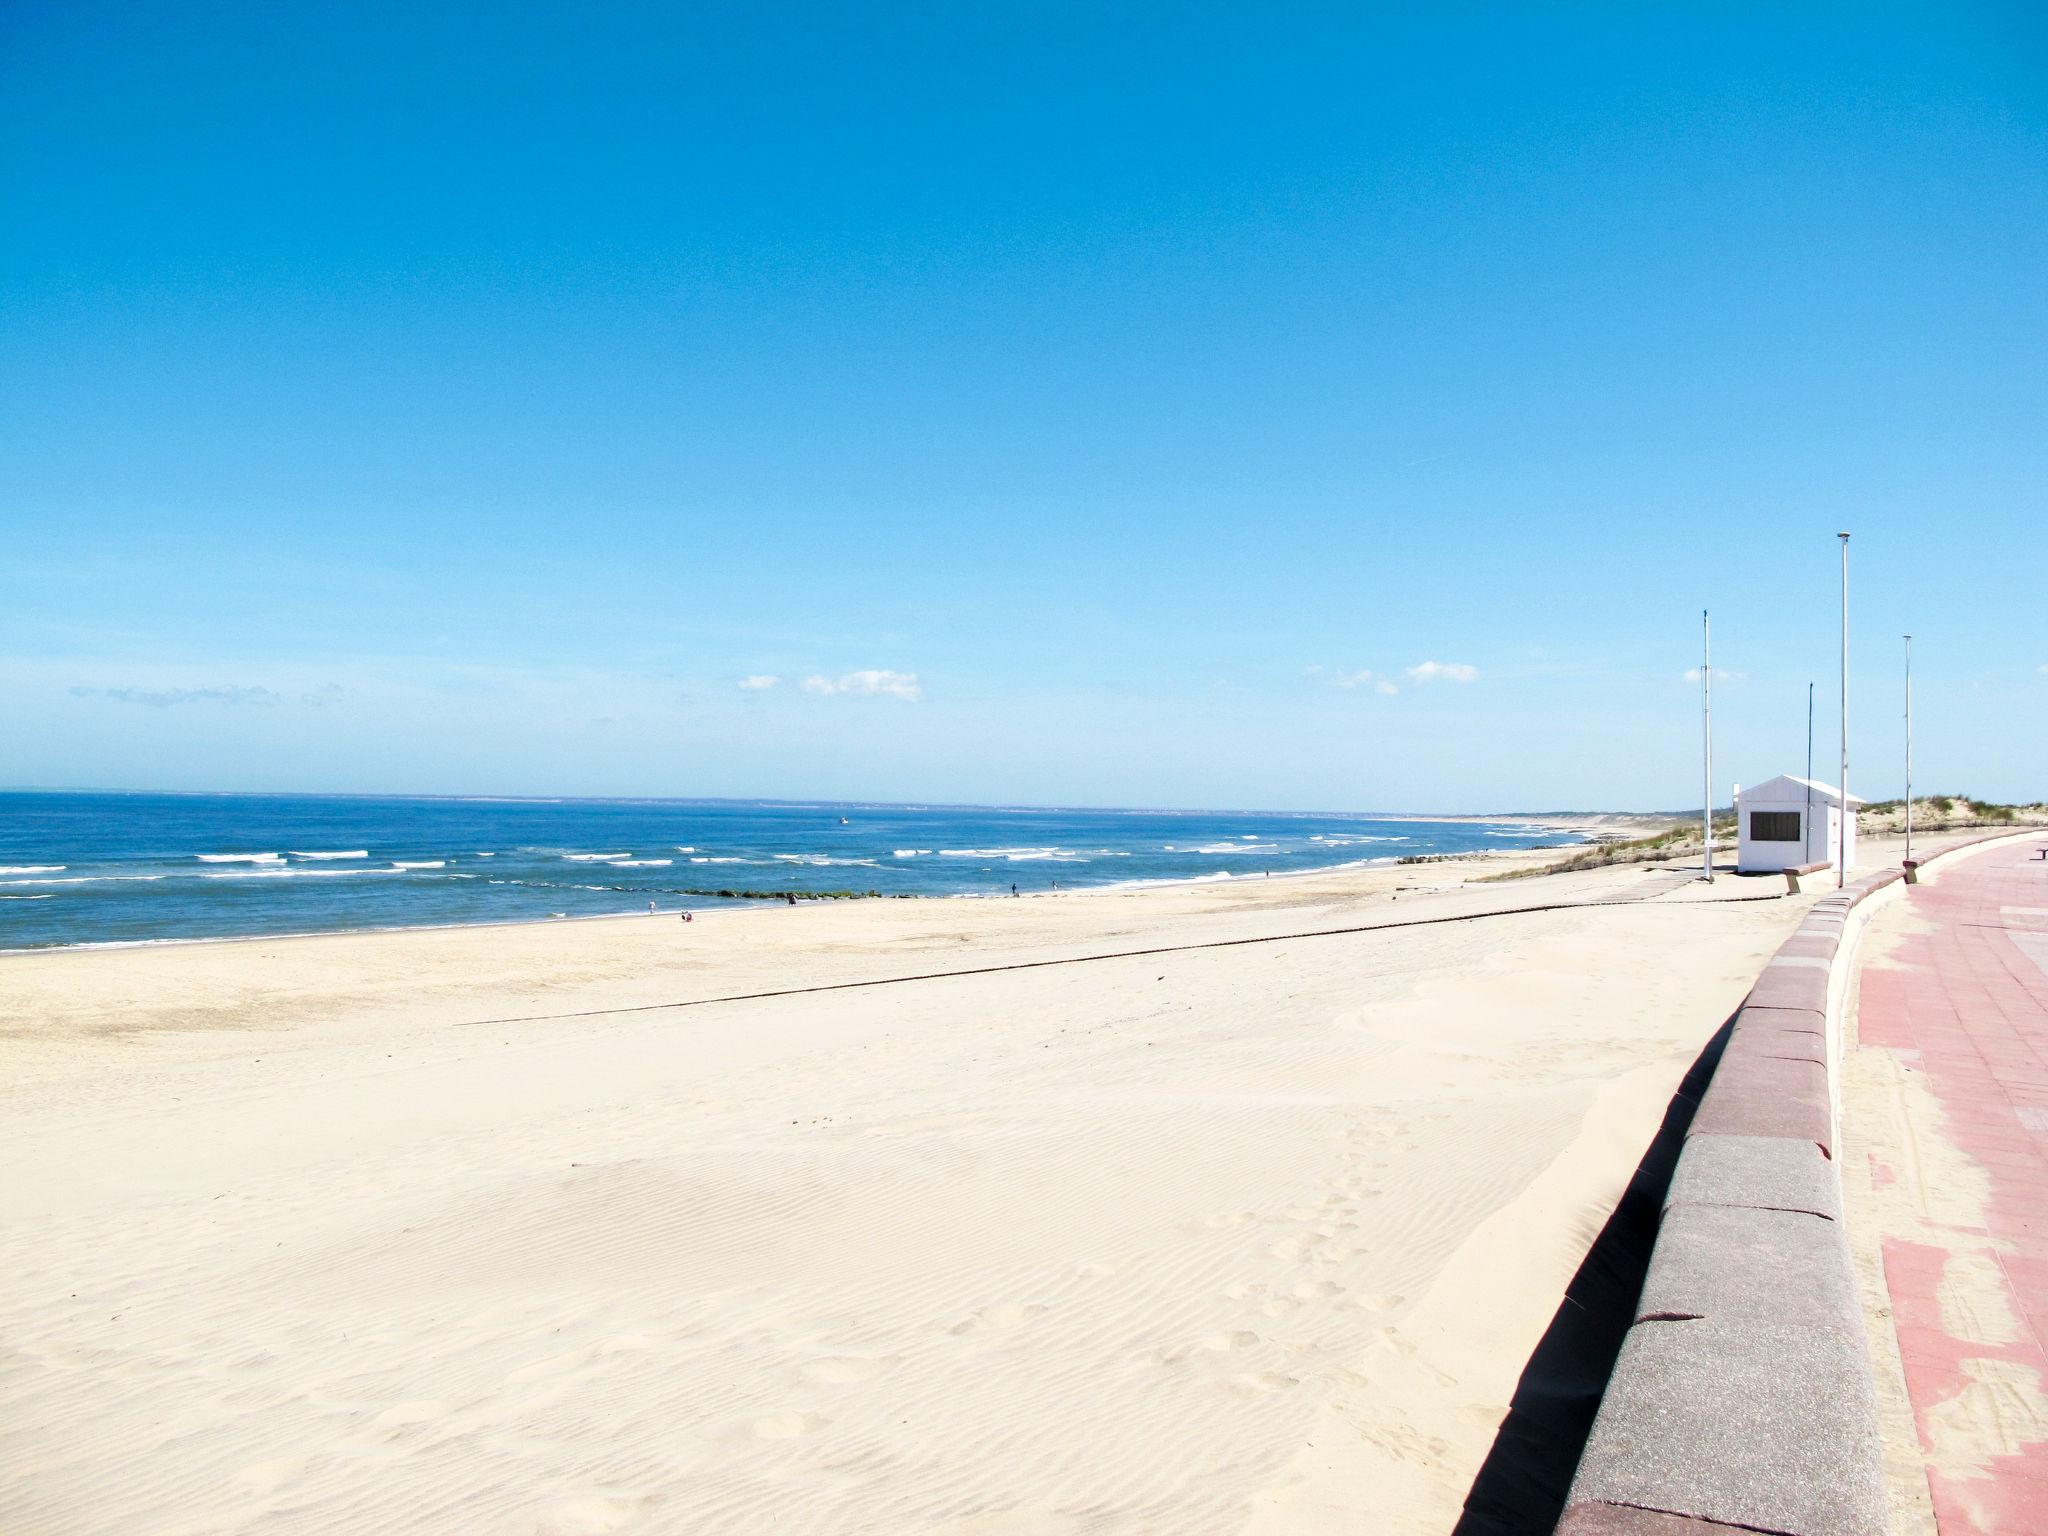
[1851,837,2048,1534]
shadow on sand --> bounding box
[1450,1015,1735,1535]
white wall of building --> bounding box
[1735,775,1860,873]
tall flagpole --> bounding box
[1702,609,1713,882]
[1838,532,1851,889]
[1904,634,1914,867]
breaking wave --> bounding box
[3,874,166,885]
[199,867,395,880]
[938,847,1086,861]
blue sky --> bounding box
[4,2,2044,810]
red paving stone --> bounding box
[1857,838,2048,1533]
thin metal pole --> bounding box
[1702,609,1713,882]
[1904,635,1914,867]
[1838,532,1851,888]
[1806,682,1815,864]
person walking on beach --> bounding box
[648,900,656,916]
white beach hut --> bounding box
[1735,775,1865,874]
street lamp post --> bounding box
[1702,609,1713,883]
[1904,634,1914,868]
[1838,533,1850,889]
[1805,681,1815,865]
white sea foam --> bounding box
[475,852,495,857]
[289,850,367,860]
[3,874,166,885]
[774,854,880,867]
[689,856,747,864]
[937,847,1082,861]
[608,858,672,867]
[391,860,445,870]
[674,846,696,853]
[196,852,282,864]
[0,893,55,900]
[1101,869,1239,892]
[0,864,65,873]
[199,867,393,880]
[893,849,933,858]
[564,852,632,862]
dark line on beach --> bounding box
[1451,1014,1736,1533]
[455,889,1787,1030]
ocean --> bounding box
[0,791,1581,950]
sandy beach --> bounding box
[3,846,1816,1534]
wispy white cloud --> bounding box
[1682,667,1748,684]
[799,669,923,701]
[736,674,781,691]
[1331,669,1399,696]
[68,684,346,708]
[1405,660,1478,684]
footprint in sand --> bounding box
[235,1453,307,1494]
[539,1492,661,1532]
[799,1355,895,1384]
[369,1401,453,1442]
[949,1302,1045,1335]
[1180,1210,1254,1232]
[1159,1329,1264,1366]
[751,1411,826,1440]
[1228,1369,1300,1395]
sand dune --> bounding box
[1,855,1803,1533]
